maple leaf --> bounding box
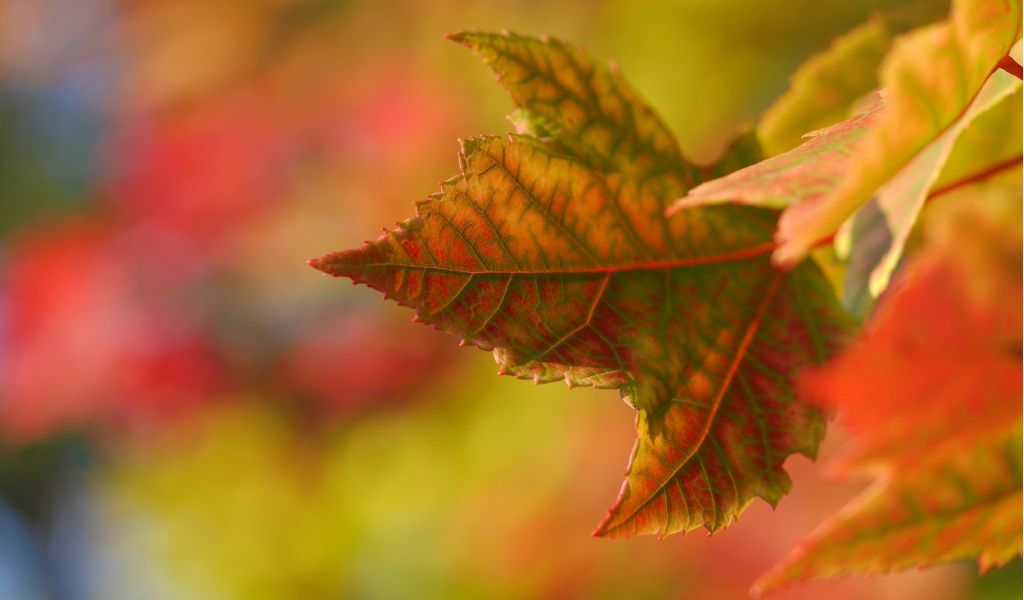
[311,31,852,537]
[754,183,1023,592]
[673,0,1022,265]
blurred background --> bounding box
[0,0,1018,598]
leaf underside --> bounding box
[312,31,852,537]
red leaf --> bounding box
[756,185,1023,591]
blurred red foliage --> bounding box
[105,90,298,250]
[0,219,224,441]
[281,313,459,415]
[801,206,1023,469]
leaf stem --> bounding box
[925,154,1022,200]
[996,55,1023,80]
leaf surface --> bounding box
[673,94,885,211]
[447,31,699,183]
[674,0,1022,265]
[754,184,1023,591]
[312,32,852,537]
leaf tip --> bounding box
[749,567,790,597]
[591,484,634,539]
[664,197,688,218]
[667,187,727,215]
[747,581,766,599]
[770,240,804,270]
[443,30,471,45]
[457,136,480,156]
[591,516,631,539]
[307,253,338,276]
[445,30,498,51]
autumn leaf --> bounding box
[311,32,852,537]
[445,30,701,184]
[839,85,1022,316]
[757,16,891,157]
[839,61,1021,309]
[754,182,1023,592]
[755,425,1022,594]
[756,1,957,157]
[673,94,885,211]
[673,0,1022,265]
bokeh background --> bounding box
[0,0,1018,598]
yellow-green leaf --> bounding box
[758,17,891,157]
[774,0,1022,263]
[848,65,1022,305]
[673,0,1022,266]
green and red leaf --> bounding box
[312,32,853,537]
